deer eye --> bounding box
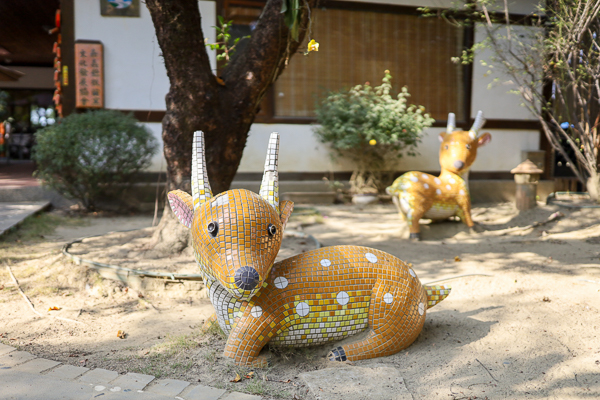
[466,144,471,150]
[207,222,219,237]
[267,223,277,237]
[444,145,449,150]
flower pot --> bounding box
[351,193,378,206]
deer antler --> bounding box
[191,131,213,209]
[446,113,456,133]
[469,110,486,139]
[259,132,280,214]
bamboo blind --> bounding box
[274,8,465,120]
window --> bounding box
[222,2,468,122]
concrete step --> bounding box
[0,201,51,236]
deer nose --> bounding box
[234,266,260,291]
[453,160,465,170]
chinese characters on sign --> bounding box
[75,42,104,108]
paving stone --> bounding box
[14,358,61,373]
[78,368,119,384]
[110,372,155,390]
[147,378,190,396]
[184,384,227,400]
[300,364,413,400]
[45,364,90,380]
[0,350,36,367]
[220,392,264,400]
[0,369,178,400]
[0,343,16,356]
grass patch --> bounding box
[1,213,86,244]
[202,320,227,340]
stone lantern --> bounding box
[511,159,544,211]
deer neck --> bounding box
[439,169,470,189]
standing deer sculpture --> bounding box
[386,111,491,241]
[167,131,451,367]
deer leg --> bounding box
[456,194,482,233]
[223,307,277,367]
[328,280,427,362]
[397,192,427,240]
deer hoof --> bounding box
[409,233,421,241]
[469,224,484,234]
[328,346,347,362]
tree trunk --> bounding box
[588,173,600,203]
[145,0,316,252]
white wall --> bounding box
[74,0,216,110]
[240,123,539,173]
[73,0,542,175]
[471,24,541,120]
[74,0,216,171]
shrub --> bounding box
[314,70,434,193]
[33,110,158,210]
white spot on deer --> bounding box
[336,291,349,305]
[436,189,442,195]
[434,178,442,185]
[424,183,429,189]
[212,194,229,207]
[383,293,394,304]
[449,178,456,184]
[365,253,378,263]
[459,189,465,195]
[410,176,419,182]
[250,306,263,318]
[422,174,429,180]
[401,184,410,190]
[418,302,425,315]
[409,269,416,278]
[446,184,452,190]
[274,276,288,289]
[296,302,310,317]
[320,259,331,267]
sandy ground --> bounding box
[1,203,600,399]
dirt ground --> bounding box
[1,202,600,400]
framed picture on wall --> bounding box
[100,0,140,17]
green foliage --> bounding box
[281,0,301,41]
[33,110,157,210]
[314,71,434,193]
[206,16,250,66]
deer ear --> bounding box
[168,190,195,229]
[438,133,445,142]
[477,132,491,147]
[279,200,294,231]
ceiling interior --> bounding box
[0,0,60,66]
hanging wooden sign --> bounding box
[74,41,104,108]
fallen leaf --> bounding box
[454,256,461,262]
[245,371,255,379]
[542,296,551,302]
[117,330,126,339]
[48,306,61,311]
[230,373,242,383]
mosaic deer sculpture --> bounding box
[386,111,491,241]
[167,131,451,367]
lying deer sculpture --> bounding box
[167,132,451,367]
[386,111,491,240]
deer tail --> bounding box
[423,284,451,309]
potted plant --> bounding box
[314,70,434,204]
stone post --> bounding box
[511,159,544,211]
